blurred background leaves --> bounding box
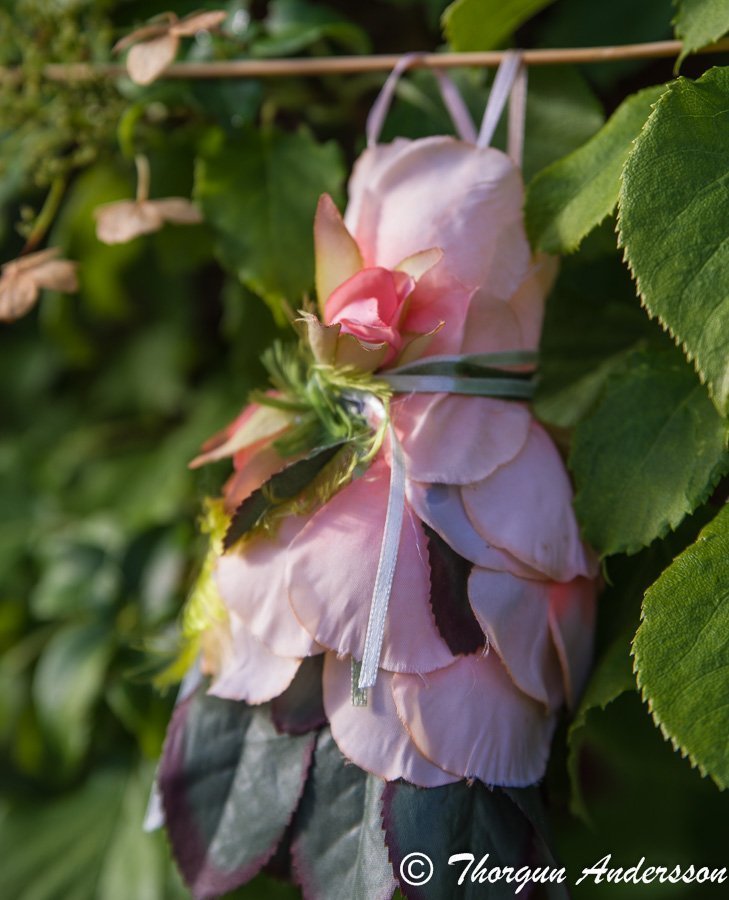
[0,0,727,898]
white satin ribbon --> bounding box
[356,420,407,693]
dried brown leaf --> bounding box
[171,9,227,37]
[94,198,202,244]
[113,18,174,53]
[32,259,79,293]
[151,197,203,225]
[95,200,165,244]
[0,248,78,322]
[126,32,179,85]
[0,273,38,322]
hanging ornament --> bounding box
[154,54,599,898]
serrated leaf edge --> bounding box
[616,77,729,417]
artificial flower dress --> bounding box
[189,56,598,790]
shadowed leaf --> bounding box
[291,729,395,900]
[160,686,315,898]
[424,524,484,656]
[271,655,327,736]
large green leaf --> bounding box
[534,224,657,428]
[159,687,315,898]
[32,621,115,771]
[526,85,665,253]
[570,347,729,556]
[633,504,729,789]
[442,0,555,51]
[619,68,729,415]
[0,766,186,900]
[254,0,371,57]
[521,67,605,182]
[291,729,395,900]
[195,126,344,314]
[674,0,729,65]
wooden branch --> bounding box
[2,38,729,82]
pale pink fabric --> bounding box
[323,654,458,787]
[286,457,454,674]
[216,517,321,659]
[391,653,557,787]
[461,422,598,582]
[209,613,301,704]
[392,393,531,485]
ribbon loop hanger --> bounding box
[366,52,477,146]
[367,50,527,166]
[477,50,524,148]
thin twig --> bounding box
[1,38,729,82]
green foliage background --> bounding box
[0,0,727,897]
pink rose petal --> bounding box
[323,653,457,787]
[345,137,531,302]
[548,577,597,708]
[216,517,321,659]
[391,654,557,786]
[468,569,564,711]
[286,456,453,674]
[461,422,597,581]
[209,613,301,704]
[407,480,545,579]
[314,194,363,310]
[392,394,531,485]
[399,263,474,358]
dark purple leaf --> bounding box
[383,780,534,900]
[424,524,485,656]
[160,685,315,899]
[271,655,327,736]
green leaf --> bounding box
[290,729,396,900]
[33,621,114,770]
[570,347,729,556]
[619,68,729,415]
[674,0,729,66]
[443,0,556,51]
[223,441,347,550]
[522,67,605,182]
[633,504,729,789]
[567,634,636,820]
[195,127,344,315]
[536,0,673,90]
[160,687,316,897]
[534,225,657,428]
[0,766,185,900]
[254,0,371,57]
[500,788,569,898]
[383,781,534,898]
[526,85,665,254]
